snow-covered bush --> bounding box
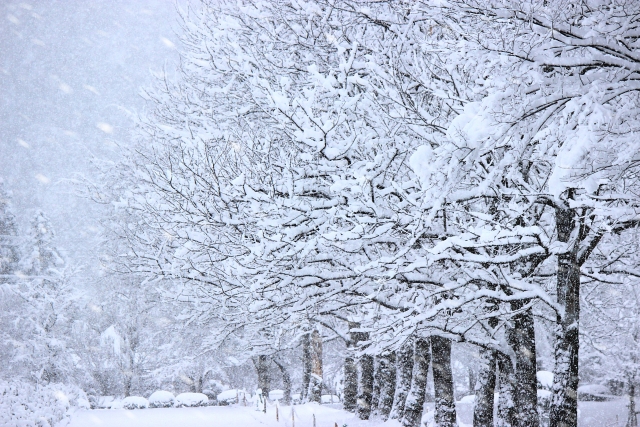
[577,384,614,401]
[0,381,87,427]
[537,371,554,391]
[148,390,175,408]
[216,389,245,405]
[320,395,340,404]
[457,395,475,404]
[122,395,149,409]
[175,392,208,407]
[269,390,283,401]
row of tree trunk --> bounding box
[341,325,457,427]
[254,318,541,427]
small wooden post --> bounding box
[291,406,295,427]
[243,393,246,406]
[276,402,279,421]
[313,413,316,427]
[236,390,239,405]
[263,396,267,413]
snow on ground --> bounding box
[68,403,383,427]
[69,399,629,427]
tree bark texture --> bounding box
[343,322,360,412]
[301,333,311,401]
[401,338,431,427]
[509,303,540,427]
[376,351,397,421]
[497,353,517,427]
[550,206,580,427]
[473,348,497,427]
[627,381,637,427]
[273,359,292,406]
[308,329,323,403]
[255,354,271,399]
[431,335,457,427]
[390,340,414,420]
[371,356,381,415]
[343,355,358,412]
[354,329,374,420]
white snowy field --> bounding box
[68,400,629,427]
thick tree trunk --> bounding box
[401,338,431,427]
[468,366,477,395]
[357,354,375,419]
[497,353,517,427]
[376,351,397,421]
[308,329,323,403]
[474,292,500,427]
[628,381,638,427]
[509,303,539,427]
[273,359,292,406]
[431,335,456,427]
[390,341,414,420]
[254,355,271,399]
[301,333,311,401]
[371,357,381,415]
[344,355,358,411]
[354,329,374,420]
[550,206,580,427]
[123,375,132,398]
[473,348,497,427]
[343,322,360,412]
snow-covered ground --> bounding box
[68,400,629,427]
[68,403,381,427]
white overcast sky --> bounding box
[0,0,182,274]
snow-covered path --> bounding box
[68,404,373,427]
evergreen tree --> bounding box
[0,180,20,277]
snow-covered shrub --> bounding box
[577,384,614,401]
[0,380,87,427]
[269,390,284,401]
[536,371,554,390]
[109,399,123,409]
[175,392,208,407]
[320,394,340,404]
[216,389,244,405]
[148,390,175,408]
[122,396,149,409]
[538,389,553,427]
[457,395,475,404]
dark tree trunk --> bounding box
[474,291,499,427]
[254,355,271,400]
[469,366,477,395]
[343,322,360,412]
[344,355,358,411]
[301,333,311,401]
[550,206,580,427]
[390,340,414,420]
[628,381,637,427]
[371,357,381,415]
[123,375,132,398]
[376,351,397,421]
[357,354,375,419]
[431,335,456,427]
[401,338,431,427]
[473,348,497,427]
[308,329,323,403]
[354,328,374,420]
[273,359,292,406]
[509,304,539,427]
[497,353,517,427]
